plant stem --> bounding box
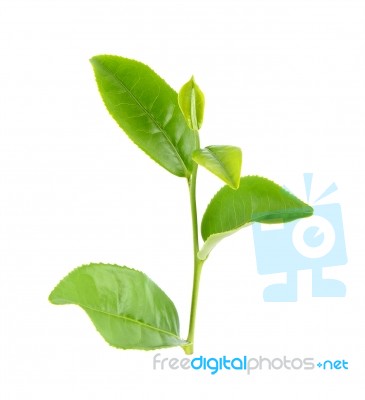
[185,254,203,355]
[184,134,204,355]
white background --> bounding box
[1,0,365,398]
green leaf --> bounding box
[178,76,205,130]
[49,263,187,350]
[199,176,313,260]
[192,145,242,189]
[90,55,197,178]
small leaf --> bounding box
[193,145,242,189]
[199,176,313,259]
[49,263,187,350]
[90,55,197,178]
[178,76,205,130]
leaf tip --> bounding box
[89,54,101,67]
[232,181,240,190]
[306,204,314,216]
[48,287,57,305]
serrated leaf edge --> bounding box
[200,175,313,247]
[192,145,241,189]
[90,55,194,178]
[49,263,187,350]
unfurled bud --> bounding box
[178,76,205,131]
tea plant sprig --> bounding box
[49,55,313,354]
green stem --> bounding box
[184,133,204,355]
[185,254,203,355]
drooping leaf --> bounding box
[49,263,187,350]
[193,145,242,189]
[178,76,205,130]
[90,55,197,178]
[199,176,313,260]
